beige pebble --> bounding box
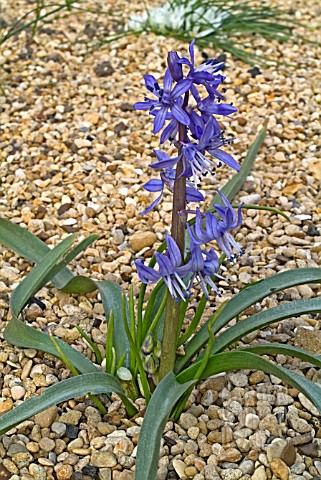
[270,458,289,480]
[129,231,157,252]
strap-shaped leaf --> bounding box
[0,216,74,290]
[61,275,97,294]
[239,343,321,367]
[0,373,129,435]
[0,217,99,292]
[211,297,321,355]
[135,372,195,480]
[9,234,99,318]
[4,316,98,374]
[96,281,130,366]
[177,351,321,413]
[175,268,321,372]
[10,234,76,317]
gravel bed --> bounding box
[0,0,321,478]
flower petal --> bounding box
[210,149,240,171]
[144,74,158,93]
[140,193,163,215]
[160,119,178,144]
[171,103,190,126]
[143,179,163,192]
[135,260,161,283]
[163,68,173,92]
[149,157,179,170]
[171,78,193,100]
[134,101,154,110]
[167,51,183,81]
[165,234,182,268]
[186,186,205,203]
[153,107,168,133]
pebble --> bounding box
[10,386,26,400]
[179,412,198,429]
[298,393,320,417]
[229,373,248,387]
[218,448,242,463]
[252,465,267,480]
[0,399,13,413]
[221,468,242,479]
[239,194,261,204]
[270,458,290,480]
[287,413,312,433]
[281,442,297,467]
[29,464,46,480]
[56,464,74,479]
[59,410,82,425]
[129,231,157,252]
[34,406,58,428]
[51,422,67,436]
[173,459,187,479]
[90,452,117,468]
[245,413,260,430]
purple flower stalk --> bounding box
[135,40,244,305]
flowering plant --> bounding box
[0,41,321,480]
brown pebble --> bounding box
[0,463,12,480]
[280,441,296,467]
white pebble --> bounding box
[11,385,26,400]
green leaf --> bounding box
[10,234,76,317]
[135,372,195,480]
[175,268,321,373]
[4,317,98,374]
[0,373,129,435]
[239,343,321,368]
[0,217,99,293]
[0,216,74,290]
[9,234,99,318]
[211,297,321,355]
[177,351,321,413]
[60,275,97,294]
[96,281,130,366]
[62,234,100,264]
[210,120,268,206]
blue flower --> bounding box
[178,242,223,298]
[169,40,226,100]
[187,192,244,260]
[197,93,237,121]
[149,118,239,186]
[141,167,205,215]
[134,69,192,134]
[135,234,189,301]
[182,117,240,185]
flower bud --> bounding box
[141,333,155,355]
[167,51,183,81]
[143,353,159,375]
[154,339,162,358]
